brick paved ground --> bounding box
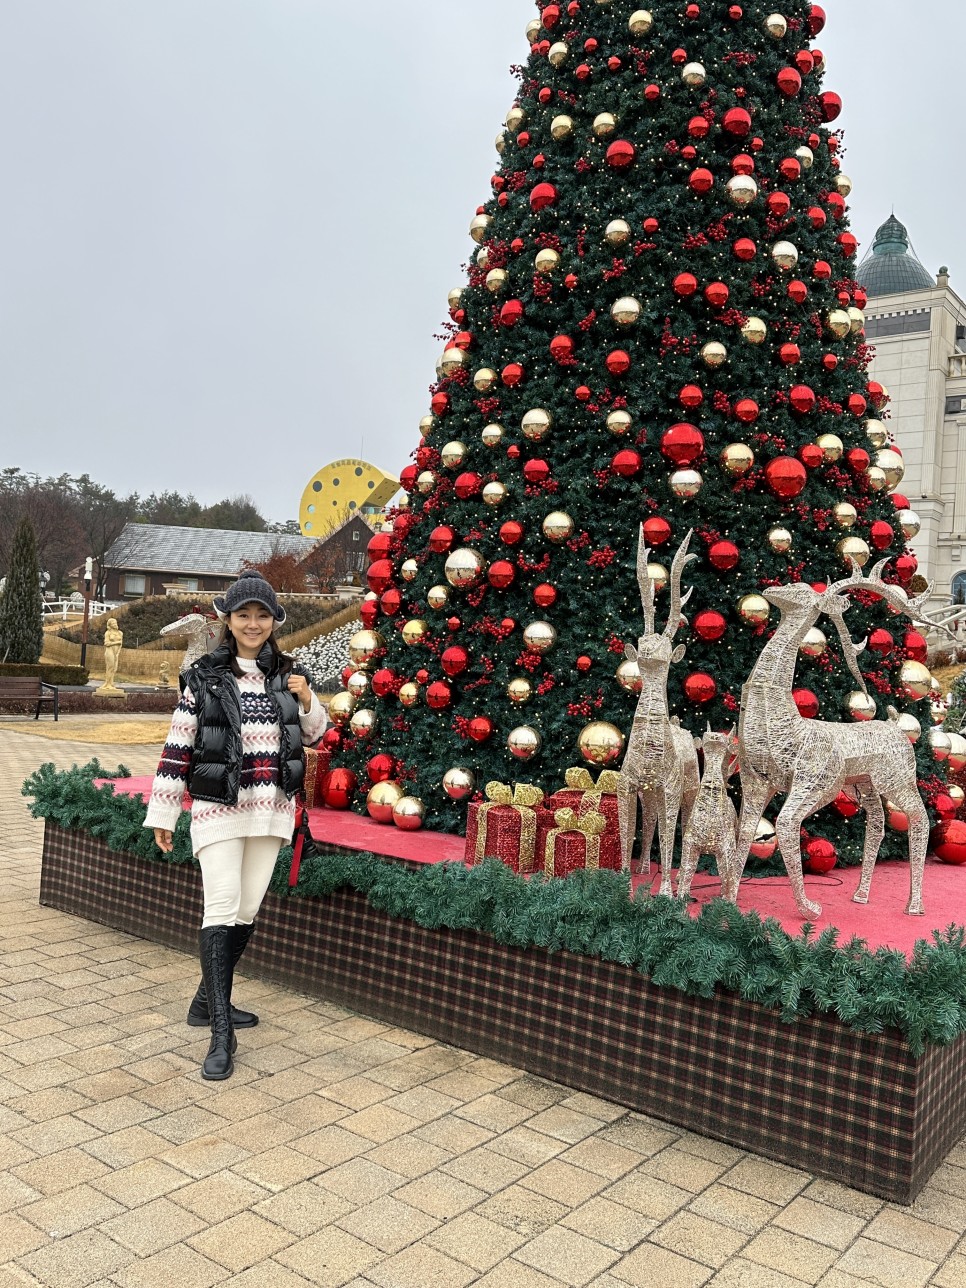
[3,721,966,1287]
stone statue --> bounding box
[97,619,124,696]
[158,660,171,688]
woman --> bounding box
[145,571,326,1080]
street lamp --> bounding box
[80,557,93,670]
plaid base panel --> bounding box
[40,822,966,1203]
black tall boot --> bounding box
[198,925,236,1081]
[187,922,259,1028]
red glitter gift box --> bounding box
[545,767,622,871]
[464,781,549,873]
[304,747,331,809]
[542,808,609,878]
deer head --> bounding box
[626,529,696,673]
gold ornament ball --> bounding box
[427,585,450,611]
[494,131,506,155]
[647,562,669,593]
[771,240,799,269]
[832,502,858,528]
[444,548,486,588]
[848,307,866,334]
[611,296,641,326]
[835,172,854,197]
[628,10,654,35]
[349,708,377,739]
[542,511,574,543]
[438,347,466,376]
[396,494,410,511]
[523,620,558,654]
[476,246,490,269]
[392,796,426,831]
[605,219,632,246]
[946,732,966,773]
[818,433,844,462]
[446,289,462,312]
[837,536,871,567]
[768,527,793,553]
[482,481,507,507]
[701,341,728,367]
[401,618,429,646]
[607,409,632,436]
[897,712,922,743]
[505,105,526,132]
[348,629,385,668]
[800,627,828,657]
[670,468,704,498]
[474,368,498,392]
[681,61,706,87]
[865,466,888,492]
[899,509,921,539]
[522,408,553,441]
[929,728,952,762]
[764,12,788,37]
[469,213,491,244]
[485,268,508,294]
[481,423,504,447]
[721,443,755,476]
[367,780,404,824]
[900,660,932,700]
[525,18,541,41]
[441,440,466,469]
[741,315,767,344]
[508,725,542,761]
[398,681,421,708]
[616,658,643,694]
[826,309,852,338]
[400,559,418,582]
[416,470,437,494]
[728,176,759,208]
[876,448,905,490]
[750,819,778,860]
[550,114,574,141]
[795,146,814,169]
[442,767,476,800]
[535,248,561,274]
[950,784,966,807]
[328,691,357,727]
[593,112,617,137]
[548,41,569,67]
[846,691,877,722]
[578,721,625,767]
[738,594,771,625]
[865,419,889,449]
[346,671,370,699]
[507,677,533,705]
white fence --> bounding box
[41,599,115,621]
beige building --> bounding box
[858,216,966,606]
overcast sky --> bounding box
[0,1,961,523]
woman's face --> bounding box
[229,604,275,658]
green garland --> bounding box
[23,761,966,1055]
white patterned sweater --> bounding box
[144,657,327,852]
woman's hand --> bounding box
[288,673,313,713]
[154,828,174,853]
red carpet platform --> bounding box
[105,776,963,956]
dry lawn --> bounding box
[2,718,169,745]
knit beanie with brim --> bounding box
[213,571,286,624]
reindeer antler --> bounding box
[833,558,937,631]
[663,529,697,640]
[637,528,657,634]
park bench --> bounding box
[0,677,59,720]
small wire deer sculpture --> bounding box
[678,726,738,903]
[726,560,935,919]
[617,529,700,895]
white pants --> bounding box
[197,836,283,928]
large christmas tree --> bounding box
[325,0,944,858]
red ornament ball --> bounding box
[661,423,704,465]
[575,385,592,401]
[868,629,894,656]
[533,583,558,608]
[360,599,378,629]
[502,362,524,385]
[549,334,575,362]
[441,645,470,677]
[576,655,592,672]
[684,672,717,704]
[688,115,710,139]
[804,838,837,874]
[904,630,928,663]
[705,281,730,308]
[789,384,817,414]
[644,83,661,102]
[679,384,704,410]
[430,392,449,416]
[809,4,827,35]
[321,726,342,753]
[787,281,808,305]
[321,768,357,810]
[767,191,792,217]
[834,790,860,817]
[643,217,659,234]
[808,206,828,230]
[605,349,631,375]
[367,532,392,561]
[429,525,455,553]
[723,107,752,136]
[765,457,807,498]
[399,464,418,492]
[673,272,699,296]
[468,716,494,743]
[500,521,524,546]
[799,443,824,470]
[454,471,482,499]
[709,541,740,571]
[371,668,397,698]
[380,588,401,616]
[523,458,551,483]
[607,140,636,169]
[694,610,727,642]
[366,559,394,594]
[779,158,801,183]
[870,520,894,549]
[426,681,452,710]
[793,689,819,718]
[734,398,760,424]
[779,343,802,366]
[820,90,843,121]
[777,66,802,96]
[366,753,396,784]
[642,516,672,546]
[488,560,516,589]
[689,168,714,194]
[734,237,757,261]
[612,448,643,477]
[530,182,558,211]
[935,795,959,823]
[932,821,966,865]
[500,299,524,326]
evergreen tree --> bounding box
[0,518,44,664]
[327,0,940,860]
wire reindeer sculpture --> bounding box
[617,529,700,896]
[678,726,738,903]
[726,560,936,919]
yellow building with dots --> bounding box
[298,459,399,536]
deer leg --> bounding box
[892,786,929,916]
[639,794,657,877]
[727,776,774,903]
[617,778,637,874]
[657,799,678,899]
[678,837,700,903]
[776,777,842,919]
[853,790,884,906]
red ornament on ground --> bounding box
[932,820,966,865]
[321,769,357,810]
[804,839,837,874]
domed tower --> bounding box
[856,214,934,298]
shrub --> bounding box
[0,663,90,685]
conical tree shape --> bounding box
[328,0,940,859]
[0,518,44,665]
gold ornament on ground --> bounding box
[392,797,425,831]
[367,780,404,823]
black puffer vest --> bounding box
[184,643,306,806]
